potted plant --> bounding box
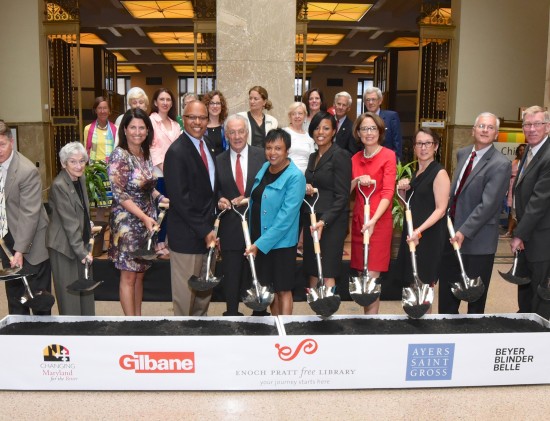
[84,160,110,256]
[390,160,416,259]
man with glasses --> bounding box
[164,101,218,316]
[333,91,360,155]
[0,120,51,315]
[511,106,550,318]
[363,87,402,159]
[216,114,266,316]
[438,112,511,314]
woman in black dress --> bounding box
[303,112,352,292]
[394,128,450,287]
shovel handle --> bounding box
[242,220,252,248]
[363,203,370,245]
[310,213,321,254]
[446,217,460,251]
[405,209,416,252]
[91,225,103,235]
[0,238,16,264]
[158,202,169,210]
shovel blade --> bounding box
[0,267,22,278]
[23,291,55,313]
[451,277,485,302]
[349,276,381,307]
[187,275,221,291]
[242,286,274,312]
[402,285,433,319]
[67,279,104,292]
[498,270,531,285]
[306,286,341,317]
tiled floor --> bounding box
[1,238,550,420]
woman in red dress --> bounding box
[350,112,396,314]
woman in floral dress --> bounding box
[108,108,169,316]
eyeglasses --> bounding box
[364,98,379,103]
[414,141,435,149]
[227,129,246,136]
[183,115,208,121]
[209,102,222,106]
[67,159,86,167]
[359,126,378,132]
[522,122,547,129]
[476,124,496,131]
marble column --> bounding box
[217,0,296,124]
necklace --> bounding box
[96,122,108,130]
[363,145,381,159]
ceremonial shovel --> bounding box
[446,216,485,302]
[349,181,381,307]
[232,199,274,312]
[498,250,531,285]
[0,238,55,312]
[187,208,227,291]
[304,189,340,317]
[66,225,104,292]
[397,190,434,319]
[131,202,169,260]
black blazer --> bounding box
[513,138,550,261]
[334,117,360,155]
[164,132,218,254]
[216,145,266,251]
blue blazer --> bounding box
[379,109,402,160]
[249,160,306,253]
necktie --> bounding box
[518,148,533,182]
[199,140,209,171]
[0,165,7,238]
[235,153,245,196]
[450,151,476,219]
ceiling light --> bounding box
[112,52,127,62]
[163,51,209,61]
[385,37,429,48]
[295,33,345,46]
[51,33,106,45]
[117,65,141,73]
[121,1,194,19]
[307,2,372,22]
[365,55,378,63]
[173,65,214,73]
[147,32,203,44]
[296,52,328,63]
[350,68,374,74]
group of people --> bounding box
[2,88,549,322]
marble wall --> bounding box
[217,0,296,125]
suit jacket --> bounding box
[237,111,278,146]
[334,117,360,155]
[164,131,218,254]
[450,145,511,255]
[216,145,266,251]
[513,138,550,262]
[46,169,89,261]
[4,151,49,265]
[379,109,402,159]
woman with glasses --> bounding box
[350,112,396,314]
[47,142,96,315]
[393,128,450,296]
[202,90,229,156]
[238,86,278,147]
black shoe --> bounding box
[223,311,244,316]
[251,310,271,316]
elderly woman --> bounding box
[46,142,95,315]
[238,86,278,147]
[245,129,306,316]
[84,96,117,162]
[283,102,316,175]
[203,90,229,156]
[109,108,169,316]
[350,112,396,314]
[114,87,149,146]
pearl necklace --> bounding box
[363,145,381,159]
[96,122,108,130]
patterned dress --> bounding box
[108,147,157,272]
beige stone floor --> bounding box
[1,238,550,420]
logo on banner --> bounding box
[119,352,195,373]
[43,344,70,362]
[276,339,318,361]
[40,344,78,382]
[406,343,454,381]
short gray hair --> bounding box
[334,91,352,106]
[523,105,550,122]
[181,92,199,109]
[59,142,88,165]
[224,114,249,133]
[474,112,500,131]
[363,87,383,101]
[126,87,149,108]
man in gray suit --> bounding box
[0,120,51,315]
[438,112,511,314]
[217,114,265,315]
[511,106,550,319]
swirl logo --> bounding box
[276,339,318,361]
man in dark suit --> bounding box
[511,106,550,319]
[164,101,218,316]
[363,87,402,160]
[216,114,266,316]
[438,112,511,314]
[0,120,51,315]
[333,91,360,155]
